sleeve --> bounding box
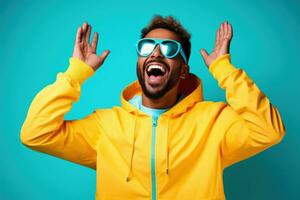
[209,54,286,168]
[20,57,100,170]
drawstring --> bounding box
[126,109,139,182]
[126,110,173,181]
[165,113,173,175]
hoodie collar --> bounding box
[121,73,204,116]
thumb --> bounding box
[98,50,110,63]
[200,48,209,60]
[200,48,211,67]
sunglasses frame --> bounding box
[136,38,187,64]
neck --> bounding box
[142,86,179,109]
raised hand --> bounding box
[72,22,110,71]
[200,21,233,68]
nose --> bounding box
[150,44,164,59]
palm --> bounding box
[200,21,233,67]
[72,22,110,71]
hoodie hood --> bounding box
[121,73,204,116]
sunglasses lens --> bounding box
[161,41,179,57]
[138,39,155,56]
[137,39,182,60]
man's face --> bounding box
[136,28,188,99]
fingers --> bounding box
[214,22,229,50]
[76,22,93,45]
[91,32,98,50]
[214,29,221,50]
[227,22,233,39]
[220,23,224,39]
[75,26,82,44]
[216,29,220,44]
[218,21,233,40]
[81,22,88,42]
[85,24,91,43]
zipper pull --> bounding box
[152,116,158,127]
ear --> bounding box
[180,64,190,79]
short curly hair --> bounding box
[141,15,191,63]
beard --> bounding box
[136,62,181,99]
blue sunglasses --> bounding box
[136,38,187,63]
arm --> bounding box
[201,22,286,168]
[20,22,110,169]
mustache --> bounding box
[143,58,170,71]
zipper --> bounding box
[151,116,158,200]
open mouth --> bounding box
[145,62,168,86]
[146,64,166,76]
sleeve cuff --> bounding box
[64,57,95,84]
[208,54,237,83]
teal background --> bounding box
[0,0,299,199]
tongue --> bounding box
[148,74,165,85]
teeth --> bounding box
[147,65,166,73]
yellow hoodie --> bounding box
[20,54,285,200]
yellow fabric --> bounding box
[20,55,286,200]
[65,57,95,84]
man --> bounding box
[20,16,285,200]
